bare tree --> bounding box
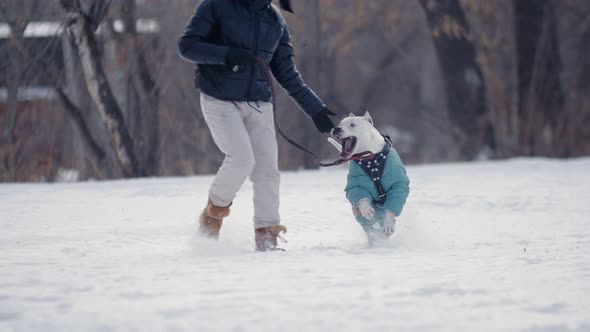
[60,0,143,177]
[113,0,161,175]
[55,87,106,163]
[553,0,590,157]
[0,1,37,181]
[514,0,564,156]
[419,0,488,159]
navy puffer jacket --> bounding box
[178,0,325,117]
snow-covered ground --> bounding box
[1,158,589,332]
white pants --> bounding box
[200,93,280,228]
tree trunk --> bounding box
[554,2,590,157]
[6,63,19,182]
[576,27,590,155]
[55,88,106,164]
[301,0,322,169]
[121,0,161,176]
[62,2,143,177]
[514,0,564,156]
[419,0,488,159]
[5,22,27,182]
[61,32,89,179]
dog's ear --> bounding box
[349,112,356,118]
[363,111,373,126]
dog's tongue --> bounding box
[340,137,356,158]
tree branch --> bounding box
[56,87,107,162]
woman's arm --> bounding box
[178,0,229,65]
[270,25,326,117]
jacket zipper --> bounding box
[245,11,260,100]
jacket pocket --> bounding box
[230,65,245,73]
[209,64,247,80]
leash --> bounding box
[257,57,374,168]
[318,151,375,167]
[257,58,322,161]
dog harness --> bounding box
[354,136,393,206]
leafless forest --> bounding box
[1,0,588,182]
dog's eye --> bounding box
[350,123,356,128]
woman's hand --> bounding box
[312,107,337,134]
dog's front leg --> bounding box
[356,198,375,220]
[383,211,396,236]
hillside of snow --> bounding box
[1,158,589,332]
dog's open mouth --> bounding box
[338,136,357,159]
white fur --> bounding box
[328,112,385,155]
[383,211,396,235]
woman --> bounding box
[178,0,336,251]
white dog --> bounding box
[328,112,410,246]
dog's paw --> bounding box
[327,137,342,153]
[383,211,396,236]
[357,199,375,220]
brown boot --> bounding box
[255,224,287,252]
[198,200,231,239]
